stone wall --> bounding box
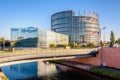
[69,52,101,66]
[69,47,120,69]
[101,47,120,69]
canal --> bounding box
[1,61,114,80]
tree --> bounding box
[100,41,104,46]
[69,42,76,48]
[118,38,120,44]
[5,40,11,46]
[0,37,4,46]
[110,31,115,45]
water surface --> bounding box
[1,61,114,80]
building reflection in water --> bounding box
[38,61,58,80]
[1,61,113,80]
[1,61,58,80]
[38,61,57,76]
[2,62,37,80]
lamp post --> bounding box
[102,27,106,42]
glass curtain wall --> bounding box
[38,29,69,48]
[11,27,38,47]
[51,10,100,44]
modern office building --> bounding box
[11,27,38,40]
[38,29,69,48]
[11,27,69,48]
[11,27,38,47]
[51,10,101,44]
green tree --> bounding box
[0,38,11,48]
[74,44,80,48]
[69,42,76,48]
[5,40,11,46]
[110,31,115,45]
[100,41,104,46]
[69,42,80,48]
[0,37,4,46]
[118,38,120,44]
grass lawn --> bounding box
[0,69,9,80]
[90,67,120,80]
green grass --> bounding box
[90,67,120,80]
[0,69,9,80]
[1,76,9,80]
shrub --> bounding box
[87,43,96,48]
[103,43,109,47]
[49,44,56,48]
[56,44,66,48]
[69,42,76,48]
[74,44,81,48]
[69,42,81,48]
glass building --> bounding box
[11,27,69,48]
[38,29,69,48]
[11,27,38,47]
[51,10,101,44]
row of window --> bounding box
[52,23,99,29]
[52,17,98,25]
[54,27,100,32]
[52,11,73,20]
[54,31,100,38]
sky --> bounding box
[0,0,120,41]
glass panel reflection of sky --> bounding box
[11,27,38,40]
[1,62,37,80]
[1,61,58,80]
[1,61,113,80]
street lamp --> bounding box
[102,27,106,42]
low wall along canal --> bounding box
[70,47,120,69]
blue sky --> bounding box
[0,0,120,41]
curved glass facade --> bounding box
[51,10,101,44]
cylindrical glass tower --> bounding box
[51,10,101,44]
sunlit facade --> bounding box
[38,29,69,48]
[51,10,101,44]
[11,27,68,48]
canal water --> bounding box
[1,61,114,80]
